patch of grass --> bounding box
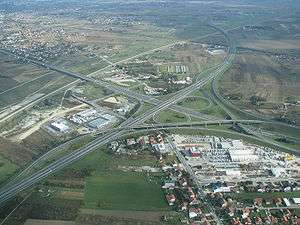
[177,96,210,111]
[294,209,300,217]
[201,104,227,119]
[0,72,61,108]
[80,83,110,100]
[60,147,158,176]
[163,154,179,165]
[190,116,205,122]
[84,171,168,211]
[68,58,109,76]
[258,123,300,140]
[133,103,155,118]
[0,155,18,185]
[156,110,188,123]
[55,188,84,201]
[191,90,207,98]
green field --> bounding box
[0,155,18,184]
[78,83,110,100]
[200,104,228,119]
[58,147,158,178]
[133,103,155,118]
[178,97,210,111]
[156,110,188,123]
[84,171,168,211]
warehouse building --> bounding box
[88,114,116,129]
[49,119,71,133]
[228,148,259,162]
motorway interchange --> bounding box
[0,23,299,225]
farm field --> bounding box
[0,53,72,109]
[0,154,17,185]
[219,52,300,124]
[240,39,300,51]
[0,136,35,166]
[55,190,84,201]
[84,171,168,211]
[80,208,165,222]
[220,53,298,103]
[61,147,158,176]
[0,53,50,86]
[0,146,170,224]
[23,219,75,225]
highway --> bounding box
[205,26,300,156]
[1,120,299,205]
[210,46,300,131]
[90,119,264,137]
[1,22,297,225]
[0,80,78,123]
[0,48,218,123]
[0,28,225,122]
[5,22,296,208]
[0,23,240,124]
[0,23,235,210]
[210,65,300,154]
[0,118,265,193]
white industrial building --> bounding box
[69,109,99,124]
[231,140,244,148]
[218,142,232,149]
[49,119,71,133]
[228,148,259,162]
[271,167,286,177]
[213,186,231,193]
[88,114,115,129]
[152,143,171,154]
[293,198,300,205]
[225,169,242,177]
[283,198,291,207]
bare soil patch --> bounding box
[80,209,165,222]
[23,219,75,225]
[56,191,84,201]
[0,137,35,166]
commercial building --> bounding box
[225,169,242,177]
[69,109,99,124]
[49,119,71,133]
[88,114,115,129]
[232,140,244,148]
[213,186,231,193]
[152,143,171,154]
[228,148,259,162]
[217,142,232,149]
[293,198,300,205]
[271,167,286,177]
[283,198,291,207]
[189,147,202,157]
